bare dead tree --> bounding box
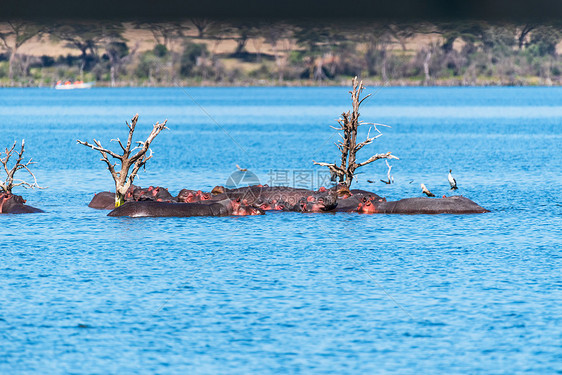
[77,114,168,207]
[314,77,398,188]
[380,159,394,184]
[0,140,44,193]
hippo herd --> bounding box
[0,183,489,216]
[86,184,489,217]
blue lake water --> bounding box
[0,86,561,373]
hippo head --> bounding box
[0,192,26,213]
[196,190,211,201]
[357,198,379,214]
[177,189,197,203]
[0,192,9,212]
[235,205,264,216]
[260,200,285,211]
[211,185,226,195]
[310,194,338,212]
[336,185,352,199]
[133,187,151,201]
[124,184,138,200]
[230,198,264,216]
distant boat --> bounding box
[55,80,95,90]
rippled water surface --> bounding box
[1,87,561,373]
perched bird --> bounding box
[448,169,458,190]
[421,183,435,197]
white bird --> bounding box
[448,169,458,190]
[421,183,435,197]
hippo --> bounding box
[133,186,175,202]
[357,196,489,214]
[296,193,338,213]
[0,192,43,214]
[225,185,338,211]
[107,198,264,217]
[88,191,116,209]
[350,189,386,202]
[89,185,176,209]
[177,189,212,203]
[329,189,387,213]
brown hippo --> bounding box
[224,185,338,212]
[177,189,212,203]
[133,186,175,202]
[89,185,176,209]
[357,196,489,214]
[107,198,264,218]
[0,192,43,214]
[88,191,116,209]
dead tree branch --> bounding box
[314,76,398,187]
[0,139,45,193]
[77,114,168,207]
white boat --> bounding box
[55,81,95,90]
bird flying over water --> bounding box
[448,169,458,190]
[421,183,435,197]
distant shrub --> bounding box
[135,52,160,80]
[153,44,168,58]
[180,43,207,77]
[41,55,55,67]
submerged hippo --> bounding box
[134,186,175,202]
[176,189,212,203]
[88,191,116,209]
[89,185,176,210]
[357,196,489,214]
[223,185,339,212]
[0,192,43,214]
[107,198,264,217]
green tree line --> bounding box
[0,20,561,86]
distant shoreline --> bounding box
[2,78,560,88]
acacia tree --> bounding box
[314,77,398,187]
[77,114,168,207]
[265,23,295,82]
[190,18,215,38]
[0,140,44,193]
[134,22,189,52]
[0,21,43,82]
[51,23,124,79]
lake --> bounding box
[1,86,561,373]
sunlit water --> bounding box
[1,87,561,374]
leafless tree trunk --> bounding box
[77,114,168,207]
[518,24,534,50]
[314,77,398,187]
[381,48,388,82]
[423,49,432,84]
[313,57,326,81]
[0,140,44,193]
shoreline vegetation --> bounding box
[1,21,562,87]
